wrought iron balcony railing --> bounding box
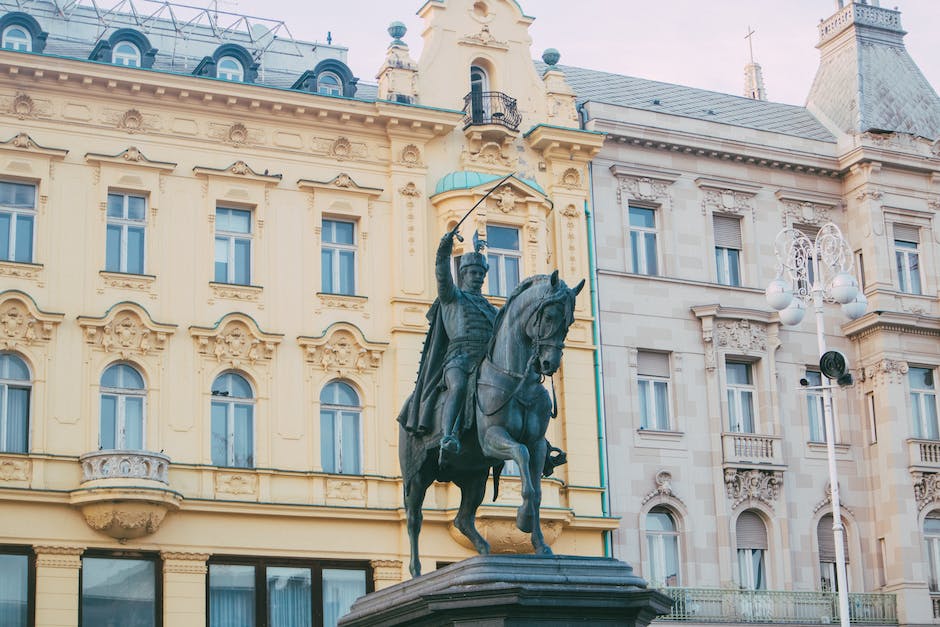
[654,587,897,624]
[462,91,521,131]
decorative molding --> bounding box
[615,175,673,205]
[34,545,85,569]
[297,174,383,198]
[461,141,514,170]
[215,472,258,496]
[488,185,518,214]
[398,144,424,168]
[162,552,210,574]
[459,24,508,49]
[641,470,683,506]
[0,261,43,285]
[863,359,909,386]
[80,450,170,484]
[701,188,755,218]
[316,292,370,316]
[0,291,62,350]
[84,147,177,172]
[724,468,783,509]
[715,319,767,354]
[208,282,263,305]
[0,456,31,482]
[913,471,940,512]
[780,200,832,227]
[193,161,282,184]
[299,322,387,376]
[813,481,853,515]
[191,313,282,369]
[78,303,175,359]
[558,167,582,189]
[370,560,403,585]
[12,93,34,119]
[326,478,366,502]
[309,136,368,161]
[99,271,156,293]
[0,132,68,158]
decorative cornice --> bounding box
[78,302,176,359]
[34,545,85,569]
[0,132,68,158]
[193,161,282,183]
[0,290,63,350]
[724,468,783,510]
[190,313,282,368]
[162,552,210,574]
[298,322,387,376]
[297,173,383,197]
[85,146,177,171]
[844,310,940,341]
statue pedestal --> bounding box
[339,555,672,626]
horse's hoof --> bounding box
[516,509,534,533]
[535,545,553,556]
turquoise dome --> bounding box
[434,171,545,196]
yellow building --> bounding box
[0,0,608,625]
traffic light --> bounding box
[819,350,853,387]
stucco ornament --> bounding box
[299,323,386,376]
[399,144,422,167]
[118,108,144,132]
[0,457,30,482]
[616,176,672,205]
[11,93,34,119]
[913,471,940,511]
[781,200,832,227]
[559,167,581,188]
[863,359,909,385]
[215,473,258,496]
[642,470,683,506]
[0,294,61,350]
[191,315,281,369]
[715,319,767,354]
[79,306,173,359]
[228,122,248,145]
[701,188,754,217]
[331,137,352,159]
[724,468,783,509]
[490,185,517,213]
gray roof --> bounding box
[538,61,836,142]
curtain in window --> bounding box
[234,404,253,467]
[341,411,360,474]
[322,569,366,627]
[100,395,117,449]
[209,564,255,627]
[0,554,28,627]
[125,396,143,450]
[267,567,312,627]
[4,387,28,452]
[211,402,227,466]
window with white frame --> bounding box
[0,353,30,454]
[486,224,521,297]
[215,207,252,285]
[320,381,361,475]
[925,513,940,592]
[818,513,850,592]
[1,25,30,51]
[894,224,922,295]
[317,72,342,95]
[910,366,939,440]
[321,219,356,295]
[99,363,146,450]
[217,56,244,81]
[106,192,146,274]
[805,369,827,443]
[637,350,671,431]
[628,206,658,276]
[726,361,756,433]
[112,41,141,67]
[713,214,742,287]
[211,372,254,468]
[736,510,767,590]
[0,180,36,263]
[646,507,680,587]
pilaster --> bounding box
[370,559,404,591]
[34,545,84,627]
[162,551,210,627]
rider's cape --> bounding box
[397,299,447,436]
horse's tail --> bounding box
[491,462,505,502]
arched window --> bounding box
[1,25,30,51]
[317,72,342,96]
[646,507,680,587]
[112,41,141,67]
[217,56,244,82]
[320,381,361,474]
[0,353,30,453]
[818,514,850,591]
[211,372,253,468]
[926,513,940,592]
[469,65,489,123]
[736,510,767,590]
[100,363,145,450]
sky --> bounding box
[218,0,940,108]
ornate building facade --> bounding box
[0,1,607,625]
[582,1,940,624]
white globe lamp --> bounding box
[779,298,806,326]
[765,277,794,311]
[829,272,859,305]
[842,291,868,321]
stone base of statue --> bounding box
[339,555,673,626]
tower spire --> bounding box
[743,26,767,101]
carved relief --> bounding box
[724,468,783,509]
[913,471,940,511]
[813,481,853,515]
[703,330,716,371]
[192,316,280,369]
[82,506,168,537]
[561,204,580,218]
[100,272,155,292]
[0,295,61,350]
[459,24,508,49]
[489,185,517,214]
[370,560,403,587]
[399,144,423,167]
[781,200,832,227]
[215,472,258,495]
[209,283,262,305]
[117,109,145,133]
[559,168,582,189]
[400,183,421,257]
[0,262,42,284]
[11,93,34,119]
[0,456,30,482]
[715,319,767,354]
[641,470,683,506]
[326,478,366,501]
[162,553,210,574]
[227,123,248,145]
[299,323,386,376]
[864,359,909,386]
[34,546,85,568]
[79,305,174,359]
[310,136,368,160]
[702,188,754,217]
[463,142,513,169]
[616,176,671,205]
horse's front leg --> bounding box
[525,437,552,554]
[480,425,533,500]
[454,471,491,555]
[404,474,432,577]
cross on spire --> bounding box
[745,25,756,64]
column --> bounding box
[162,552,210,627]
[370,559,403,591]
[34,545,84,627]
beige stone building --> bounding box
[579,1,940,625]
[0,0,609,625]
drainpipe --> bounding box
[579,102,613,559]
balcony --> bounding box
[722,433,785,468]
[462,91,521,132]
[908,438,940,471]
[70,450,182,540]
[656,588,897,624]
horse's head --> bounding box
[526,270,585,376]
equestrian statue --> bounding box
[397,203,584,577]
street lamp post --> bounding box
[765,223,867,627]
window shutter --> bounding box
[713,215,742,249]
[637,351,670,378]
[817,514,850,563]
[736,511,768,549]
[893,223,920,243]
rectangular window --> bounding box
[894,224,922,294]
[209,559,370,627]
[81,555,157,627]
[628,206,658,276]
[726,361,756,433]
[737,548,766,590]
[321,219,356,295]
[215,207,252,285]
[910,366,939,440]
[1,382,29,454]
[211,400,254,468]
[105,192,146,274]
[867,392,878,445]
[805,370,826,443]
[0,549,32,627]
[0,181,36,263]
[637,351,671,431]
[854,249,866,290]
[713,215,742,287]
[320,408,361,475]
[486,225,521,297]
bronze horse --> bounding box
[399,271,584,576]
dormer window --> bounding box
[317,72,342,96]
[217,56,244,82]
[112,41,141,67]
[1,25,30,51]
